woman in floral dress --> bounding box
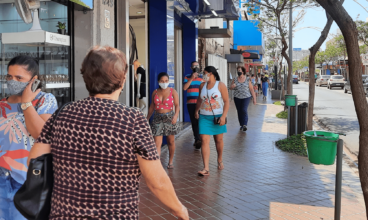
[0,55,58,219]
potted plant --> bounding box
[56,21,66,35]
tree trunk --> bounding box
[316,0,368,216]
[279,58,285,100]
[307,12,334,130]
[276,9,292,95]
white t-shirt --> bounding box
[200,81,224,115]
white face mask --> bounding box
[159,82,170,89]
[203,74,210,82]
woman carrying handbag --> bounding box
[195,66,229,176]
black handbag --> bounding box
[14,102,70,220]
[207,86,227,125]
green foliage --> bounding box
[325,43,339,61]
[293,56,309,72]
[361,45,368,54]
[315,50,327,64]
[56,22,66,30]
[276,134,307,157]
[356,20,368,47]
[276,110,288,119]
[274,101,282,105]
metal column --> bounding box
[334,139,343,220]
[295,97,298,135]
[287,106,290,137]
[289,1,293,95]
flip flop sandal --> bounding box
[218,161,224,170]
[198,169,210,176]
[167,164,174,169]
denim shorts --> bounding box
[0,167,26,220]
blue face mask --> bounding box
[6,80,29,96]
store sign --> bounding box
[102,0,114,7]
[362,54,368,65]
[105,10,111,29]
[45,32,70,46]
[243,52,251,58]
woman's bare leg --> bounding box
[154,136,163,156]
[166,135,176,166]
[200,134,211,171]
[214,133,224,170]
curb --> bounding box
[313,115,359,169]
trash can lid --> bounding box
[285,94,297,98]
[304,130,339,142]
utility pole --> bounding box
[289,0,293,94]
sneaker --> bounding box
[242,125,248,131]
[240,126,242,131]
[194,140,202,150]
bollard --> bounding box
[295,97,298,135]
[287,106,290,137]
[334,139,343,220]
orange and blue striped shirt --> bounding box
[184,74,205,104]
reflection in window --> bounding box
[0,2,70,106]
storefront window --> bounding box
[0,2,70,106]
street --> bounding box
[292,81,361,156]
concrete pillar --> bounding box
[73,0,115,101]
[74,10,93,101]
[92,1,115,47]
[116,0,130,106]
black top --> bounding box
[137,67,146,99]
[137,67,146,83]
[261,77,268,83]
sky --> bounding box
[293,0,368,51]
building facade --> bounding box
[0,0,239,124]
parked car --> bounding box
[316,75,330,86]
[362,77,368,95]
[327,75,345,89]
[344,75,368,94]
[292,75,299,84]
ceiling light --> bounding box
[211,9,218,16]
[204,0,210,5]
[137,11,142,14]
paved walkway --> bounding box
[138,94,366,220]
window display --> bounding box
[0,1,70,107]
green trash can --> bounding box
[304,131,339,165]
[285,94,297,106]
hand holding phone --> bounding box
[21,78,41,103]
[31,79,41,92]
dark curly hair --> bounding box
[237,66,246,75]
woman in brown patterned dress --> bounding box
[28,46,188,220]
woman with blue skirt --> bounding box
[261,74,269,99]
[195,66,229,176]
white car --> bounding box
[316,75,330,86]
[327,75,345,89]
